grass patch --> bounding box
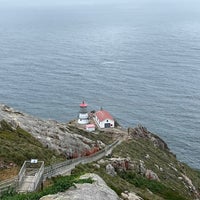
[119,171,187,200]
[72,163,130,195]
[1,174,93,200]
[72,163,163,200]
[0,120,65,180]
[67,125,114,145]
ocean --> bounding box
[0,0,200,169]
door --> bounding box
[105,123,110,128]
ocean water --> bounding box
[0,0,200,169]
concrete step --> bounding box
[18,176,35,193]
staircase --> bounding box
[17,160,44,193]
[0,140,121,195]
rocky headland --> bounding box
[0,103,200,200]
[0,104,104,158]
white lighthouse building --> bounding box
[78,101,89,124]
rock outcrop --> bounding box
[106,164,117,176]
[109,157,134,172]
[128,125,170,151]
[145,169,160,181]
[40,173,120,200]
[0,104,100,157]
[106,157,160,181]
[121,191,143,200]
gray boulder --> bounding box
[121,191,143,200]
[106,164,117,176]
[40,173,120,200]
[145,169,160,181]
[128,125,170,151]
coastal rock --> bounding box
[110,157,133,172]
[97,159,106,165]
[106,164,117,176]
[0,104,98,157]
[93,164,100,169]
[181,173,200,198]
[121,191,143,200]
[128,125,170,151]
[145,169,160,181]
[138,160,146,175]
[40,173,120,200]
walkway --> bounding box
[0,139,121,195]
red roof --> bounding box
[80,101,88,107]
[95,110,114,122]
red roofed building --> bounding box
[95,109,114,128]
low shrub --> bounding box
[119,171,188,200]
[1,174,93,200]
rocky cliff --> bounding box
[1,104,200,200]
[0,104,102,158]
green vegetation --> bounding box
[119,172,187,200]
[0,120,64,166]
[71,136,200,200]
[72,163,163,200]
[72,163,133,196]
[112,140,200,199]
[1,174,93,200]
[72,162,190,200]
[1,119,200,200]
[68,124,114,144]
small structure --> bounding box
[85,124,95,132]
[95,109,114,128]
[78,101,89,124]
[17,160,44,193]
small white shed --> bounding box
[85,124,96,132]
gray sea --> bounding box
[0,0,200,169]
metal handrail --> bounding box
[0,140,120,194]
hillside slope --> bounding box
[0,104,200,200]
[0,120,65,181]
[0,104,107,159]
[71,125,200,200]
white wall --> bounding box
[96,117,114,128]
[79,113,88,119]
[78,113,89,124]
[86,127,95,132]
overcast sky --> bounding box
[0,0,123,7]
[1,0,199,15]
[1,0,199,7]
